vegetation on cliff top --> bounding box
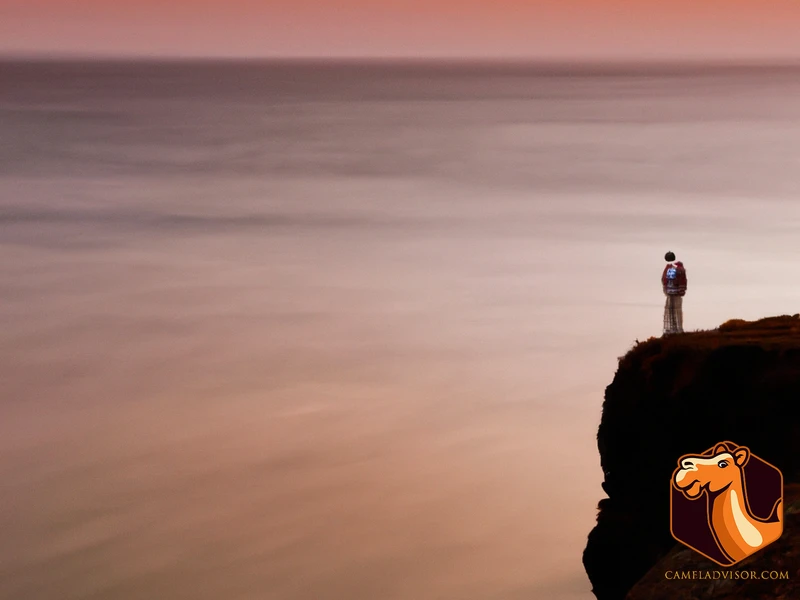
[622,314,800,369]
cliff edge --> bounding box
[583,315,800,600]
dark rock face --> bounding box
[625,484,800,600]
[583,316,800,600]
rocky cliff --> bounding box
[626,483,800,600]
[583,315,800,600]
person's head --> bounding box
[665,251,676,262]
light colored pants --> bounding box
[663,295,684,334]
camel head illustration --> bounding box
[672,443,783,563]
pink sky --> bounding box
[2,1,800,59]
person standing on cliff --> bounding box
[662,251,687,334]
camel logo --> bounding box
[670,442,783,566]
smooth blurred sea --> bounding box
[2,61,800,600]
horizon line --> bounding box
[3,51,800,68]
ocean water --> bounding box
[2,61,800,600]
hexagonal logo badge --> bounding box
[670,441,783,566]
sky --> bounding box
[2,0,800,60]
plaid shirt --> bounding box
[662,262,687,296]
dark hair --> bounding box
[665,251,676,262]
